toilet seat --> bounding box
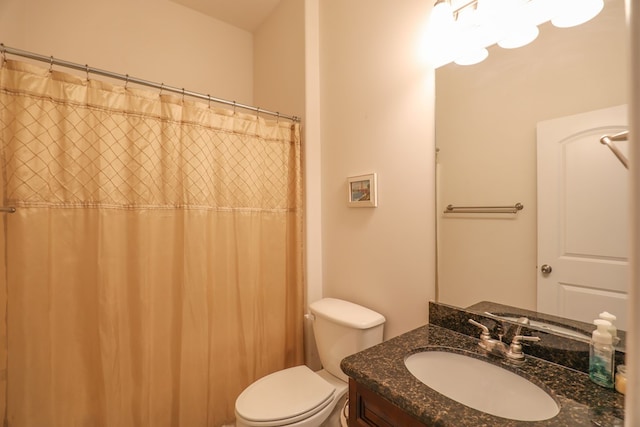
[235,365,336,426]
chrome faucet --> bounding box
[468,319,509,355]
[468,319,540,361]
[507,335,541,360]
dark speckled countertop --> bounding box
[341,322,625,426]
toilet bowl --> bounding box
[235,367,346,427]
[234,298,385,427]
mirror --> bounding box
[434,0,628,343]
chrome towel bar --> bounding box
[600,131,629,169]
[444,203,523,214]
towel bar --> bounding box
[444,203,523,214]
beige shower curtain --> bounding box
[0,59,303,427]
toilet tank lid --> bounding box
[309,298,385,329]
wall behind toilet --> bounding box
[317,0,437,340]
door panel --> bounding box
[537,104,628,329]
[558,285,628,328]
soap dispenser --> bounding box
[589,319,614,388]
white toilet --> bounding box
[235,298,385,427]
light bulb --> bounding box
[551,0,604,28]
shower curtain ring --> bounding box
[276,112,280,123]
[182,88,185,102]
[48,56,54,73]
[1,47,6,68]
[256,107,260,119]
[124,74,129,90]
[159,83,164,96]
[85,64,90,81]
[208,95,211,109]
[232,101,237,115]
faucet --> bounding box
[468,319,540,361]
[468,319,509,355]
[507,335,541,360]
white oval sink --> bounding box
[405,351,559,421]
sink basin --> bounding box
[404,351,559,421]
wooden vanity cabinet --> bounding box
[348,379,430,427]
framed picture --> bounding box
[347,173,377,207]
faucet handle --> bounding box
[468,319,491,348]
[507,335,541,360]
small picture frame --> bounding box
[347,173,377,207]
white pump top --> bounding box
[592,319,613,345]
[599,311,617,323]
[598,311,618,341]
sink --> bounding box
[404,350,559,421]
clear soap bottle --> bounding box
[589,319,614,388]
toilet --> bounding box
[235,298,385,427]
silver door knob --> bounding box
[540,264,552,275]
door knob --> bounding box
[540,264,552,275]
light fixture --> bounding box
[454,47,488,66]
[431,0,455,28]
[551,0,604,28]
[427,0,605,68]
[495,0,540,49]
[498,25,539,49]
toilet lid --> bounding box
[236,365,336,424]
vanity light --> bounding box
[498,24,539,49]
[551,0,604,28]
[454,47,489,65]
[431,0,455,30]
[495,0,540,49]
[427,0,605,67]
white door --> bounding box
[537,104,629,330]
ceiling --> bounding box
[169,0,282,32]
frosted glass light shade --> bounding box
[454,47,489,66]
[551,0,604,28]
[498,25,539,49]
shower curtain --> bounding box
[0,59,304,427]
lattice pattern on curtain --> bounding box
[1,60,300,212]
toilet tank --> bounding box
[309,298,385,382]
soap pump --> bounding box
[598,311,619,345]
[589,319,614,388]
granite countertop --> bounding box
[341,324,625,427]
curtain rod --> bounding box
[0,44,300,122]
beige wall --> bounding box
[435,0,628,310]
[319,0,437,339]
[253,0,304,119]
[0,0,253,104]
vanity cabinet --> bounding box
[348,379,429,427]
